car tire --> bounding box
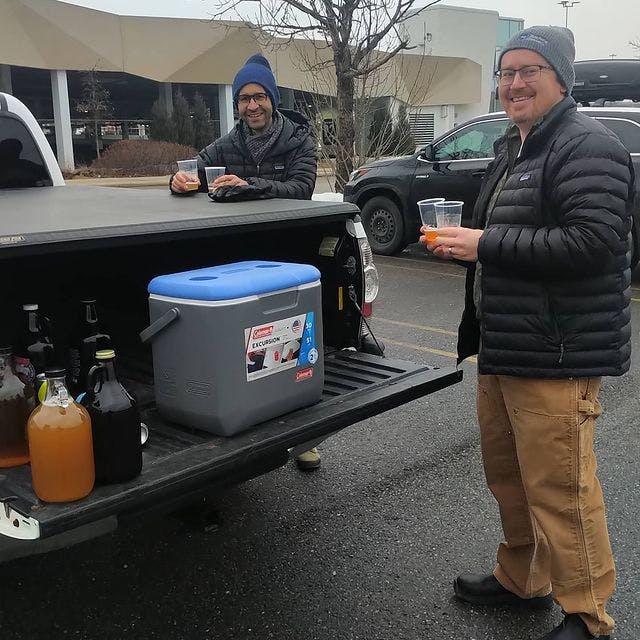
[360,196,405,255]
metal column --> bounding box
[218,84,235,135]
[50,70,75,172]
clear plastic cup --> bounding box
[435,201,464,227]
[418,198,445,242]
[204,166,226,191]
[177,159,200,191]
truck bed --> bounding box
[0,187,462,542]
[1,352,461,540]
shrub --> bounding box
[89,139,198,177]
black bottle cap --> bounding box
[44,367,67,378]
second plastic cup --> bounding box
[204,166,226,191]
[418,198,445,242]
[435,201,464,227]
[177,159,200,191]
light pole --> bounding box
[558,1,580,28]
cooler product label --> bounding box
[245,312,317,382]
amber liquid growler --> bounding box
[0,347,34,467]
[27,368,95,502]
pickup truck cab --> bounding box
[0,92,461,558]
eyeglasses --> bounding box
[495,65,553,85]
[237,92,270,105]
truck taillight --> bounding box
[362,302,373,317]
[357,237,379,304]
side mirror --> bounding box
[419,144,434,162]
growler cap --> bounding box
[22,303,38,311]
[44,367,66,378]
[95,349,116,360]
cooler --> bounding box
[140,261,324,436]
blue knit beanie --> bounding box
[498,26,576,93]
[232,54,280,107]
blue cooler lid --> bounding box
[148,261,321,301]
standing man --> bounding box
[171,53,317,201]
[424,26,634,640]
[171,54,321,471]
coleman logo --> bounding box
[253,326,273,339]
[296,367,313,382]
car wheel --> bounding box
[360,196,405,255]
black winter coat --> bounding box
[194,109,317,200]
[457,97,634,378]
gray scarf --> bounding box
[241,111,284,166]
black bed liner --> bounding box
[0,352,461,540]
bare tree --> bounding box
[631,38,640,58]
[76,70,112,159]
[210,0,444,191]
[298,46,436,188]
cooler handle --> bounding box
[139,307,180,344]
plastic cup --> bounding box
[177,159,200,191]
[204,166,226,191]
[435,201,464,228]
[418,198,445,242]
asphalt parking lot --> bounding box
[0,245,637,640]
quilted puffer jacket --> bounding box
[457,97,635,378]
[195,109,317,200]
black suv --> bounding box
[344,107,640,254]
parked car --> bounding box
[344,107,640,255]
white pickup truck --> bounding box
[0,92,461,560]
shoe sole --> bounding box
[295,460,321,471]
[453,579,554,610]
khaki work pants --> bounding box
[477,374,615,637]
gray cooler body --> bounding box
[142,261,324,436]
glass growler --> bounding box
[85,349,142,484]
[68,299,111,396]
[0,347,34,467]
[27,368,94,502]
[15,304,56,386]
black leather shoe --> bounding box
[539,613,610,639]
[453,573,554,609]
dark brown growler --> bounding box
[15,304,56,386]
[84,349,142,484]
[68,299,111,396]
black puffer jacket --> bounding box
[193,109,317,200]
[457,97,634,378]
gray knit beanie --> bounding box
[498,26,576,93]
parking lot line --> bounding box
[381,337,477,363]
[374,262,466,278]
[375,317,458,336]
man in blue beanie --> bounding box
[171,53,317,202]
[423,25,634,640]
[171,54,321,471]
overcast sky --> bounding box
[64,0,640,60]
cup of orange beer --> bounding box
[177,159,200,191]
[418,198,445,242]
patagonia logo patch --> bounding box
[520,173,532,181]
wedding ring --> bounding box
[448,246,453,256]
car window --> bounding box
[433,119,509,162]
[0,114,51,188]
[595,117,640,153]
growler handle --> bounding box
[87,363,105,395]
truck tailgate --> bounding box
[0,352,461,540]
